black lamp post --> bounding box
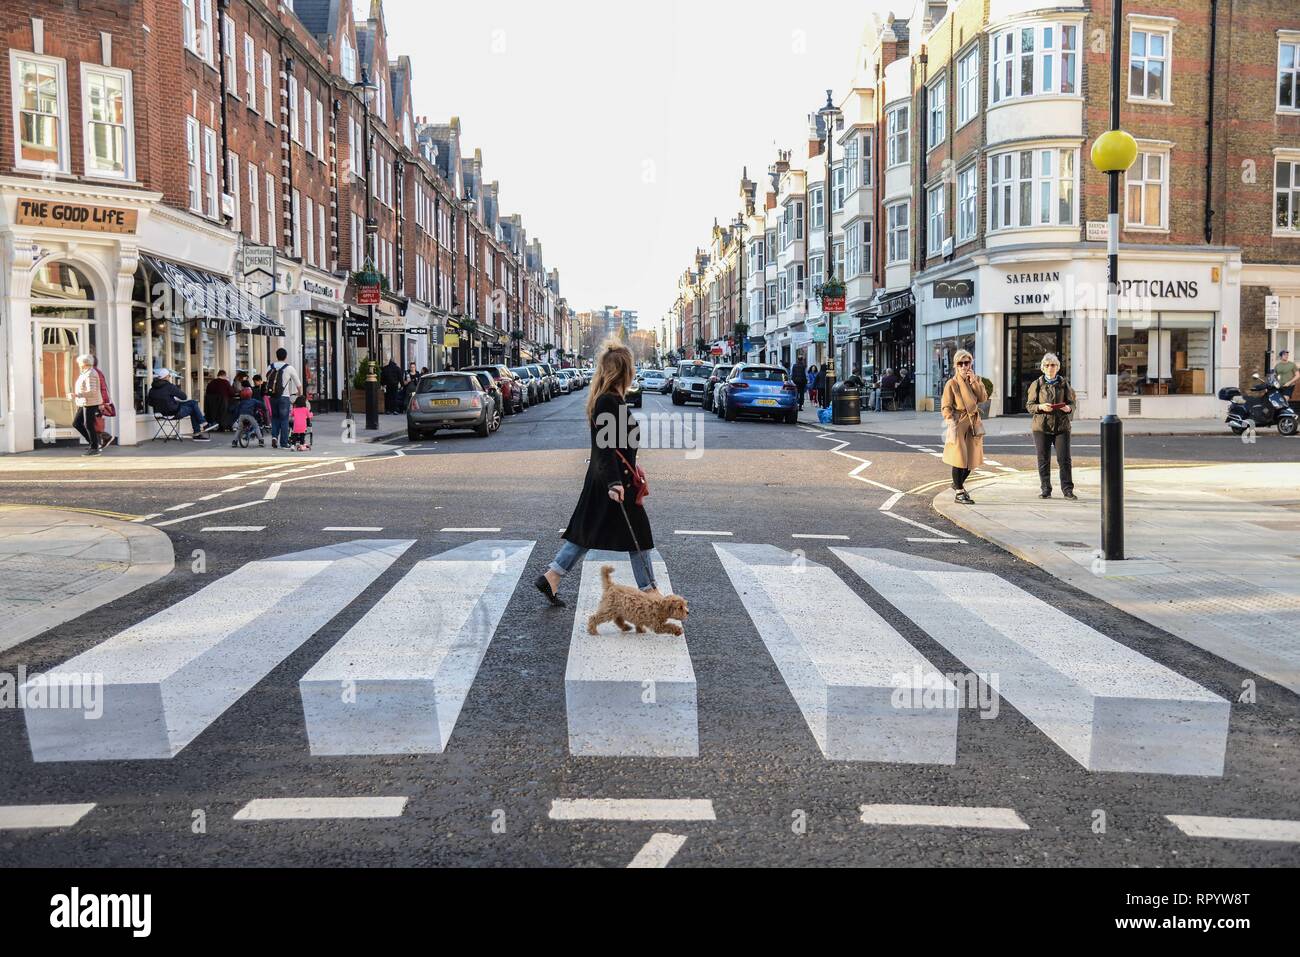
[353,69,380,431]
[1090,0,1138,562]
[732,212,747,362]
[819,89,842,407]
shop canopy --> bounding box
[142,254,285,336]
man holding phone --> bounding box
[1026,353,1077,500]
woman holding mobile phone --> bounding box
[1026,353,1077,500]
[941,350,988,505]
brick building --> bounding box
[0,0,573,452]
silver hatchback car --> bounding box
[407,372,497,440]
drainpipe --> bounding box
[915,49,929,275]
[1204,0,1219,244]
[216,0,232,209]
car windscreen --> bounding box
[713,367,733,380]
[510,368,533,378]
[418,376,476,394]
[466,367,502,380]
[472,372,494,390]
[737,368,787,382]
[678,365,713,379]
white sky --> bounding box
[385,0,899,326]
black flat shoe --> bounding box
[1064,491,1078,501]
[955,491,975,505]
[535,576,565,608]
[1040,491,1053,499]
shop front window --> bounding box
[927,319,978,401]
[1116,312,1215,396]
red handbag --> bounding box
[614,450,649,507]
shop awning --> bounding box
[142,254,284,336]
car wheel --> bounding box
[785,410,799,425]
[672,393,684,406]
[724,400,737,422]
[407,428,423,441]
[475,414,491,438]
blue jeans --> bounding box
[549,541,656,592]
[175,400,205,433]
[271,396,292,446]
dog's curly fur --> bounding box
[587,565,689,637]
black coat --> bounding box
[147,379,187,415]
[562,392,654,553]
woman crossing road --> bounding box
[941,349,988,505]
[536,339,657,607]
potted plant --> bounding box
[979,376,995,417]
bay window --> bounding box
[990,22,1078,104]
[887,202,910,264]
[845,137,860,193]
[886,104,909,166]
[12,52,68,171]
[988,147,1078,231]
[831,161,846,211]
[809,186,824,230]
[82,65,132,179]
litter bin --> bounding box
[831,379,862,426]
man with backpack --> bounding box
[265,348,303,450]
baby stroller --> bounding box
[236,397,270,449]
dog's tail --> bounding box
[600,565,616,588]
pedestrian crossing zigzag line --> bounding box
[299,540,535,757]
[22,540,415,764]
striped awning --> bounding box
[142,255,284,336]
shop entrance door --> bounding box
[34,322,92,443]
[303,315,339,411]
[1005,320,1067,414]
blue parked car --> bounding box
[720,364,799,424]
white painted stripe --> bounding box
[154,499,265,528]
[675,530,733,537]
[233,797,408,821]
[202,527,267,533]
[880,492,905,512]
[908,538,968,545]
[133,514,162,523]
[714,544,957,765]
[628,833,689,868]
[301,541,534,756]
[566,552,697,758]
[548,799,715,822]
[164,503,195,512]
[882,510,960,539]
[442,527,502,534]
[998,467,1019,473]
[200,494,223,502]
[984,460,1003,467]
[859,804,1029,831]
[345,462,356,472]
[323,527,384,533]
[1166,815,1300,844]
[23,540,413,762]
[792,534,850,541]
[264,482,282,500]
[0,803,96,830]
[832,549,1230,777]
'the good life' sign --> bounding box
[16,198,138,234]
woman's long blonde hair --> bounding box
[587,339,636,422]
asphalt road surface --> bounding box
[1,387,1297,868]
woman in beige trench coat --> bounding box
[941,349,988,505]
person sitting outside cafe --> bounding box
[148,369,215,441]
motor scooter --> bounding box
[1220,374,1298,437]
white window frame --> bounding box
[844,136,860,194]
[927,183,946,256]
[304,197,315,266]
[886,201,910,264]
[987,146,1079,232]
[1274,157,1300,236]
[315,99,324,160]
[303,88,313,154]
[248,162,260,243]
[809,185,825,230]
[990,21,1079,105]
[1279,37,1300,113]
[288,74,299,143]
[860,132,873,187]
[11,51,69,173]
[928,75,947,151]
[886,104,909,168]
[265,172,276,251]
[319,202,326,268]
[80,63,134,181]
[185,116,201,212]
[221,14,236,90]
[1129,26,1172,104]
[1125,148,1169,231]
[183,0,214,64]
[957,164,978,243]
[243,35,255,107]
[202,126,218,219]
[291,189,302,258]
[957,46,979,128]
[261,50,272,118]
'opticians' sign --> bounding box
[16,198,138,233]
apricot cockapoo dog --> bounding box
[587,565,689,637]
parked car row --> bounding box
[645,359,799,424]
[408,363,590,440]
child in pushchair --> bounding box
[231,388,267,448]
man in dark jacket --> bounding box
[147,370,214,441]
[791,360,808,411]
[381,359,403,414]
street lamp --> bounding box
[1090,0,1139,562]
[353,69,380,431]
[732,211,747,362]
[818,89,842,407]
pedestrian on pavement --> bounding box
[381,359,403,414]
[536,339,657,608]
[266,348,303,450]
[808,364,820,407]
[205,370,234,432]
[147,369,214,441]
[792,359,808,410]
[91,355,117,450]
[942,349,988,505]
[1027,353,1077,501]
[1276,350,1298,410]
[71,354,103,456]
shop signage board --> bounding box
[812,324,829,344]
[356,285,381,305]
[445,334,461,348]
[1086,221,1110,243]
[822,295,847,314]
[16,198,137,233]
[1265,296,1281,331]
